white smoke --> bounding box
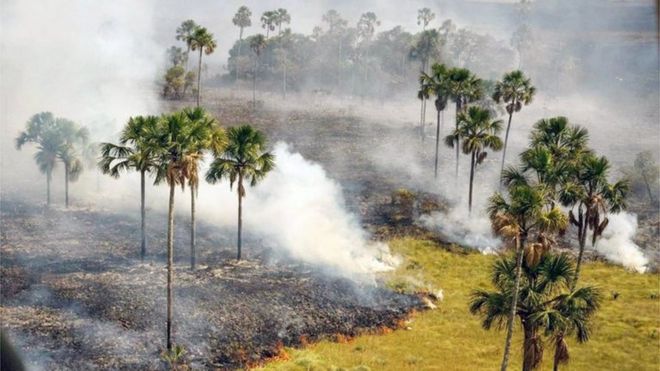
[595,212,649,273]
[245,143,399,278]
[420,208,500,253]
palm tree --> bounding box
[206,125,274,261]
[180,107,226,270]
[147,110,217,351]
[410,29,440,135]
[446,68,483,177]
[232,6,252,82]
[261,11,277,39]
[276,29,293,99]
[275,8,291,35]
[188,26,217,107]
[54,118,89,208]
[175,20,197,69]
[493,70,536,184]
[487,183,568,371]
[420,63,449,177]
[559,153,628,285]
[470,252,600,371]
[99,116,161,261]
[542,286,601,371]
[15,112,61,206]
[446,106,503,212]
[249,34,267,109]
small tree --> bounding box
[417,8,435,30]
[631,150,659,204]
[470,252,601,371]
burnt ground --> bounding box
[0,198,424,370]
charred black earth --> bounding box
[0,198,423,370]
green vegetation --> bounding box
[16,112,89,208]
[261,238,660,371]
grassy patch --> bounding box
[260,238,660,371]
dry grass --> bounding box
[260,238,660,371]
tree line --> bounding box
[16,107,274,355]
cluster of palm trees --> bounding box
[16,112,90,208]
[167,20,217,106]
[98,107,274,351]
[470,116,628,370]
[419,64,535,213]
[230,6,292,105]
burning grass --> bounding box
[261,238,660,371]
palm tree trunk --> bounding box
[196,49,203,107]
[434,108,441,178]
[64,163,69,208]
[185,45,191,71]
[190,185,196,270]
[237,178,243,261]
[140,170,146,261]
[500,111,514,187]
[500,233,526,371]
[522,322,536,371]
[252,57,257,109]
[282,60,287,99]
[236,28,244,83]
[468,152,476,213]
[166,183,175,351]
[573,219,588,287]
[47,169,52,206]
[455,101,461,178]
[642,173,655,203]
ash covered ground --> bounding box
[0,197,423,370]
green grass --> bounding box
[260,238,660,371]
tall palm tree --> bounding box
[99,115,161,261]
[175,20,197,69]
[206,125,274,261]
[147,110,216,351]
[232,6,252,82]
[410,29,440,134]
[559,153,628,285]
[446,68,483,177]
[420,63,449,177]
[249,34,267,109]
[446,106,503,212]
[54,118,89,208]
[470,252,600,371]
[487,183,568,371]
[261,11,277,39]
[493,70,536,184]
[188,26,217,107]
[180,107,226,270]
[16,112,60,206]
[275,8,291,35]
